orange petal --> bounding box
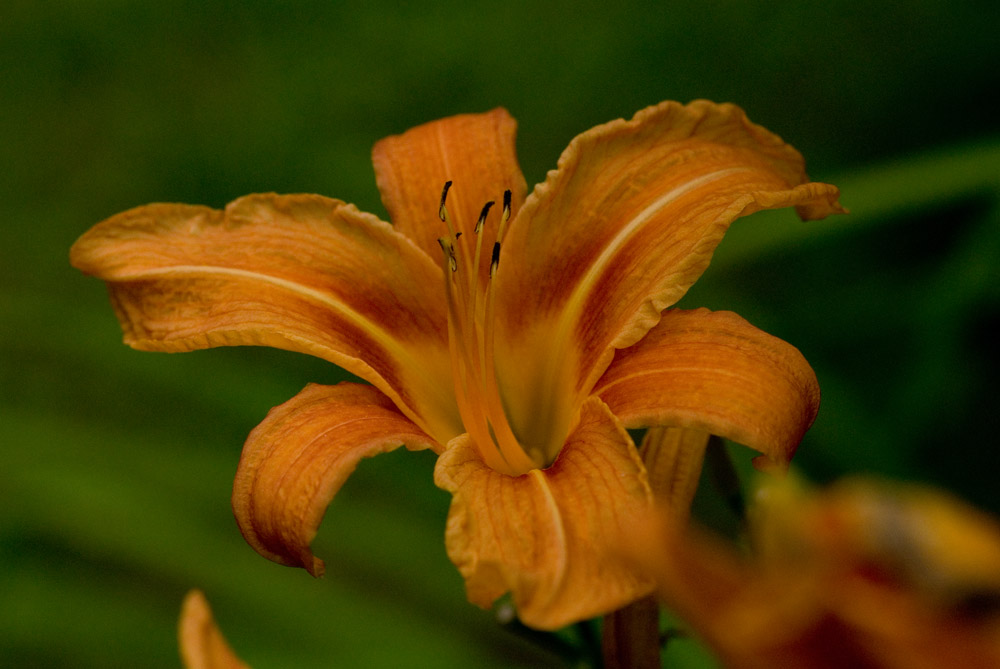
[179,590,249,669]
[493,101,842,454]
[433,396,654,630]
[594,308,819,469]
[372,108,528,268]
[231,382,438,576]
[70,193,460,442]
[639,426,709,520]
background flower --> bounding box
[2,1,997,666]
[622,477,1000,669]
[179,590,249,669]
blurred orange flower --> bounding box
[625,478,1000,668]
[179,590,249,669]
[72,101,841,628]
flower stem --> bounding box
[601,595,661,669]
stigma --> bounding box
[436,182,541,476]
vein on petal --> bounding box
[233,383,437,575]
[550,168,749,401]
[528,468,569,614]
[126,264,430,381]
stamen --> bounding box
[468,200,493,296]
[436,183,539,476]
[495,189,513,246]
[479,242,536,474]
[489,241,501,277]
[437,237,458,273]
[439,237,505,470]
[438,181,453,222]
[474,201,495,234]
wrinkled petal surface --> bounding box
[70,193,459,440]
[493,100,842,459]
[232,383,438,577]
[373,108,528,273]
[594,308,820,468]
[434,396,654,629]
[179,590,249,669]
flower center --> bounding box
[436,182,541,476]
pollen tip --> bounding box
[502,190,512,219]
[475,201,495,234]
[489,241,501,276]
[437,237,457,271]
[438,181,453,221]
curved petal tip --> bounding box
[231,383,438,576]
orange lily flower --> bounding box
[179,590,249,669]
[71,100,843,629]
[625,478,1000,669]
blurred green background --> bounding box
[2,1,998,666]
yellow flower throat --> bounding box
[436,182,542,477]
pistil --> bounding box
[437,183,538,476]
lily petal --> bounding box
[372,108,528,268]
[70,193,459,441]
[593,308,819,469]
[179,590,249,669]
[231,382,437,577]
[639,426,710,520]
[494,101,842,454]
[434,396,654,630]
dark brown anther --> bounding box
[438,181,453,221]
[475,201,495,234]
[489,241,501,276]
[502,190,512,220]
[437,237,458,272]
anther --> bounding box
[502,190,512,221]
[437,237,458,272]
[438,181,453,222]
[475,201,495,234]
[490,241,501,276]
